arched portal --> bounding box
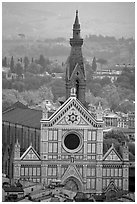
[63,176,82,192]
[106,189,117,201]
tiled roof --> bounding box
[3,101,28,112]
[3,186,24,192]
[3,107,42,129]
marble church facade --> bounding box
[13,11,129,196]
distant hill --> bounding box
[2,35,135,65]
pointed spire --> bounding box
[74,10,80,27]
[96,101,103,120]
[98,101,102,110]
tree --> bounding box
[38,85,54,101]
[84,60,94,83]
[85,90,109,109]
[28,62,43,74]
[96,58,107,70]
[100,77,111,87]
[2,56,7,67]
[116,67,135,91]
[91,57,97,72]
[12,81,25,92]
[104,130,129,143]
[14,61,23,77]
[2,89,24,111]
[23,56,29,72]
[50,78,66,101]
[101,84,120,111]
[37,54,46,68]
[91,83,102,97]
[10,56,15,73]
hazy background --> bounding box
[2,2,135,39]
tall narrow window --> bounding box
[103,179,106,188]
[29,168,32,176]
[88,131,92,141]
[91,179,95,189]
[37,168,40,176]
[91,168,95,177]
[21,168,24,176]
[75,80,79,99]
[49,131,52,140]
[92,144,96,153]
[25,167,28,176]
[115,168,118,177]
[87,179,90,189]
[53,143,57,153]
[53,167,57,176]
[92,131,96,141]
[87,144,92,153]
[87,167,90,176]
[107,169,110,177]
[48,167,52,176]
[33,168,36,176]
[49,143,52,152]
[54,131,57,140]
[103,168,106,177]
[119,168,122,176]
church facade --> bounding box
[13,11,129,197]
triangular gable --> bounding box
[56,107,90,126]
[103,144,122,161]
[105,150,120,161]
[61,165,83,184]
[70,63,85,81]
[41,97,103,128]
[20,146,40,161]
[78,117,89,125]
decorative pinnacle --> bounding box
[70,87,76,98]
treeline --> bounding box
[2,35,135,65]
[85,34,134,44]
[3,59,135,113]
[86,64,135,113]
[2,54,64,76]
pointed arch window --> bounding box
[75,79,79,99]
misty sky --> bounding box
[2,2,135,39]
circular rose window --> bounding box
[63,132,82,153]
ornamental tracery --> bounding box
[66,108,80,125]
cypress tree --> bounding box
[91,57,97,72]
[10,56,15,73]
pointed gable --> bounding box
[20,145,40,161]
[41,97,103,128]
[103,144,122,161]
[62,165,83,184]
[104,180,118,192]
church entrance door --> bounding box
[64,177,81,192]
[106,189,117,201]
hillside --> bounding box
[2,35,135,65]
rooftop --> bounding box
[3,107,42,129]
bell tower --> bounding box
[66,10,86,105]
